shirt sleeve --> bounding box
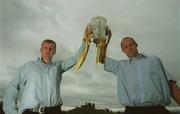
[104,57,119,75]
[156,57,175,82]
[3,66,26,114]
[61,41,86,72]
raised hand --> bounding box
[83,25,93,42]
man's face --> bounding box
[40,42,56,63]
[121,38,139,57]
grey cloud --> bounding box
[61,68,119,108]
[1,0,180,109]
[0,90,5,101]
[0,80,9,101]
[2,0,69,50]
[5,66,17,77]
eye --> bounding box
[123,46,127,49]
[130,43,136,47]
[43,47,47,50]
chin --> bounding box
[127,54,136,58]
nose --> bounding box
[48,48,51,52]
[45,48,51,54]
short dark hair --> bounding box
[41,39,56,49]
[121,37,137,49]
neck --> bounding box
[128,53,139,58]
[41,57,51,64]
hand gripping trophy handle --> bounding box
[75,16,111,69]
[74,26,91,70]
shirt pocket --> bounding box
[144,63,161,82]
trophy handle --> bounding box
[96,40,106,64]
[74,40,90,70]
[97,26,111,64]
[105,26,112,46]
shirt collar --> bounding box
[128,53,147,62]
[37,57,53,65]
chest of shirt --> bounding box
[24,63,62,83]
[118,58,163,83]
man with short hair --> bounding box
[99,36,180,114]
[3,28,91,114]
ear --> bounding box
[53,51,56,55]
[121,48,125,53]
[136,43,138,47]
[40,47,42,53]
[53,49,56,55]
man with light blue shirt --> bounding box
[3,28,90,114]
[101,36,180,114]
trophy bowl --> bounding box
[89,16,108,44]
[88,16,111,63]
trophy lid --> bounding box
[89,16,108,41]
[90,16,107,23]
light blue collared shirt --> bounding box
[3,42,85,114]
[104,54,174,107]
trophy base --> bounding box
[93,38,106,44]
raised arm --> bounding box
[61,26,92,71]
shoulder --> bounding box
[54,60,64,66]
[143,54,160,60]
[144,54,162,64]
[18,60,36,71]
[105,57,119,63]
[105,57,128,64]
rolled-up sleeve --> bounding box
[156,56,175,82]
[61,41,86,72]
[162,66,175,82]
[104,57,119,74]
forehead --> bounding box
[122,38,135,45]
[41,42,55,47]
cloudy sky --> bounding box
[0,0,180,109]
